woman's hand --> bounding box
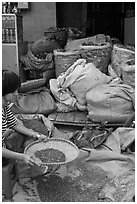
[23,154,42,166]
[45,121,55,137]
[48,125,55,137]
[37,134,48,141]
[31,131,48,141]
[42,117,55,137]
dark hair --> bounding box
[2,70,21,96]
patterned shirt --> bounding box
[2,103,18,146]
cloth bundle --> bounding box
[50,59,112,109]
[20,48,54,72]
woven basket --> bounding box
[79,42,112,74]
[24,138,79,166]
[19,78,46,93]
[54,49,81,78]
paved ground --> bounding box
[3,151,109,202]
[2,125,135,202]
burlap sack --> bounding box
[86,82,135,123]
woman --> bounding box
[2,70,50,166]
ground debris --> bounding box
[99,169,135,202]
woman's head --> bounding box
[2,70,21,103]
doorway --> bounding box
[86,2,124,42]
[56,2,125,43]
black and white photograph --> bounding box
[2,1,135,202]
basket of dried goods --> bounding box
[54,49,81,78]
[79,42,112,74]
[24,138,79,166]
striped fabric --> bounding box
[2,103,18,146]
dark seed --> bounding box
[35,148,66,163]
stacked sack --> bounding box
[50,59,112,111]
[52,38,135,124]
[79,38,112,74]
[86,43,135,123]
[86,79,135,123]
[54,34,111,77]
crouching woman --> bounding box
[2,70,48,166]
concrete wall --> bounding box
[22,2,56,42]
[21,3,135,45]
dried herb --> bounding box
[116,44,135,52]
[82,42,106,46]
[36,162,109,202]
[22,119,48,135]
[71,128,113,149]
[35,148,66,163]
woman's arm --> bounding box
[13,121,39,139]
[2,147,41,166]
[3,146,24,160]
[13,121,48,140]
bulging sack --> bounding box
[111,44,135,77]
[14,87,57,116]
[86,83,135,123]
[70,62,112,105]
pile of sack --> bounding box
[49,41,135,124]
[20,27,85,74]
[19,28,135,124]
